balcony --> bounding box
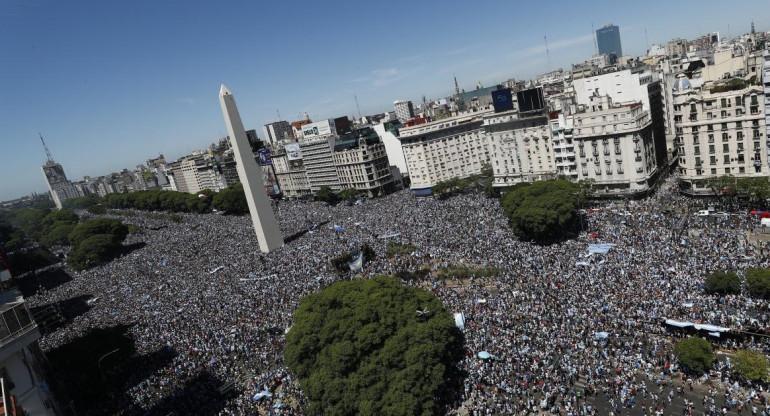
[0,292,39,356]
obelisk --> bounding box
[219,84,284,253]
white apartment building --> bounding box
[573,93,660,196]
[672,74,768,193]
[333,132,393,197]
[764,51,770,162]
[484,111,556,187]
[571,68,670,172]
[398,110,492,195]
[271,149,311,199]
[299,137,341,193]
[393,100,414,123]
[168,156,226,194]
[549,112,579,181]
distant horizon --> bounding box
[1,0,767,201]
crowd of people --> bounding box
[24,175,770,415]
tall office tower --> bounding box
[393,100,415,123]
[596,24,622,62]
[39,134,77,209]
[219,85,283,253]
[263,121,293,145]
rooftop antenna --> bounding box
[354,94,362,120]
[39,133,54,164]
[645,28,649,52]
[544,35,551,71]
[591,22,598,55]
[276,109,281,121]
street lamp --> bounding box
[98,348,120,384]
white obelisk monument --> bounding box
[219,84,284,253]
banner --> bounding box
[285,143,302,161]
[348,253,363,272]
[257,149,272,165]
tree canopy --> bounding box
[674,337,714,374]
[212,183,249,214]
[315,186,339,204]
[500,179,583,242]
[103,189,212,213]
[733,350,769,382]
[703,270,741,295]
[285,276,463,416]
[745,268,770,299]
[66,218,129,270]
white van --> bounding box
[761,218,770,228]
[697,210,710,216]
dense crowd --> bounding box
[24,175,770,415]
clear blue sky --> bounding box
[0,0,766,201]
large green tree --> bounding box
[66,219,129,270]
[674,337,714,374]
[733,350,769,382]
[212,184,248,214]
[315,186,339,204]
[67,234,123,271]
[68,218,128,247]
[500,179,583,242]
[704,270,741,295]
[285,276,463,416]
[745,268,770,299]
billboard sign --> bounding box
[334,117,351,135]
[491,88,514,113]
[516,87,545,113]
[285,143,303,161]
[257,149,272,165]
[301,120,332,139]
[261,165,281,197]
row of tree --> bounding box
[64,185,254,215]
[431,163,495,199]
[703,175,770,209]
[704,268,770,299]
[0,206,130,271]
[674,337,768,381]
[315,186,362,204]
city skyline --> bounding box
[0,0,767,201]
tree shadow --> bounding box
[15,267,72,297]
[7,247,58,275]
[137,371,235,416]
[44,323,177,416]
[439,327,468,414]
[121,241,147,256]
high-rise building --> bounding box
[263,121,293,145]
[393,100,415,123]
[596,24,622,61]
[333,128,394,197]
[672,74,768,194]
[39,135,77,209]
[398,109,492,196]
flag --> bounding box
[348,253,363,272]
